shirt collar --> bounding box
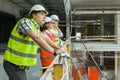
[31,19,40,29]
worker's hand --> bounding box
[59,40,66,47]
[56,46,67,54]
[57,46,70,58]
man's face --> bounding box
[33,11,46,26]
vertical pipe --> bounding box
[115,14,120,44]
[115,51,118,80]
[100,51,104,66]
[101,17,104,36]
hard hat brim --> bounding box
[28,10,49,16]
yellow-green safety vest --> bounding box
[4,18,40,66]
[50,28,60,46]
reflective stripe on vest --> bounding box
[41,55,55,60]
[40,30,55,66]
[4,18,40,66]
[10,34,37,45]
[7,47,36,58]
[40,52,55,66]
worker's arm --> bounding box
[25,30,64,54]
[40,33,60,49]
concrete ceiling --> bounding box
[70,0,120,10]
[9,0,40,10]
[40,0,66,21]
[40,0,120,21]
[8,0,66,20]
[70,0,119,24]
[8,0,120,23]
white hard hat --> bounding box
[45,17,53,23]
[50,14,60,21]
[29,4,48,16]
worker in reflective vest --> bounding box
[50,14,63,46]
[3,5,66,80]
[40,17,58,67]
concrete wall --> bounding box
[0,0,22,18]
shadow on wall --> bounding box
[0,11,16,43]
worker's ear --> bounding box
[32,14,36,19]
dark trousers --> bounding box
[3,60,27,80]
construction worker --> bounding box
[3,4,66,80]
[40,17,58,73]
[50,14,64,46]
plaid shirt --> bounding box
[17,18,40,36]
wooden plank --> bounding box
[53,64,63,80]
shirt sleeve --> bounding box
[16,18,33,35]
[58,32,63,37]
[54,32,63,38]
